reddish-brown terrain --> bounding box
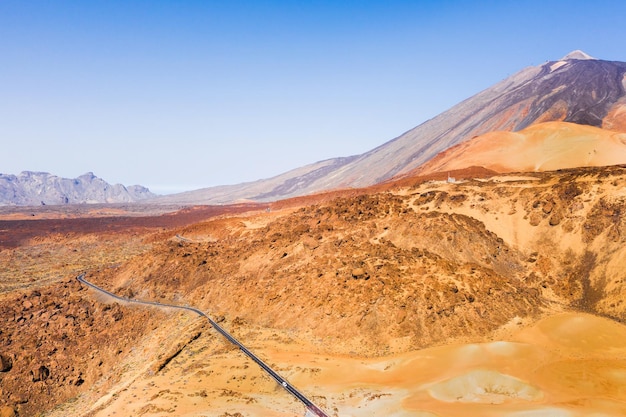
[2,163,626,416]
[410,121,626,176]
[2,52,626,417]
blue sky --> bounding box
[2,0,625,194]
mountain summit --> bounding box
[154,52,626,205]
[561,49,595,60]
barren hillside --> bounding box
[411,121,626,176]
[1,165,626,416]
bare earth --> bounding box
[2,165,626,417]
[413,121,626,176]
[47,311,626,417]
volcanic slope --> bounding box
[152,51,626,204]
[410,120,626,176]
[0,165,618,416]
[100,165,626,349]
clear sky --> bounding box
[2,0,625,194]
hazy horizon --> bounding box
[2,0,626,195]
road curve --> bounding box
[77,273,329,417]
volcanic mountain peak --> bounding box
[561,49,595,60]
[152,52,626,205]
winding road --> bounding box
[77,273,329,417]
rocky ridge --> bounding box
[118,166,626,352]
[0,172,155,206]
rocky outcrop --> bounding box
[0,171,155,206]
[0,278,163,416]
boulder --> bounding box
[0,355,12,372]
[0,406,16,417]
[31,365,50,382]
[351,268,369,280]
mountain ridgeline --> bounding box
[0,172,155,206]
[4,51,626,206]
[152,50,626,205]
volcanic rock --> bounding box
[30,365,50,382]
[0,406,16,417]
[0,355,12,372]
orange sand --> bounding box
[47,312,626,417]
[417,121,626,175]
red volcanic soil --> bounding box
[0,203,269,249]
[268,166,500,212]
[409,121,626,177]
[0,171,500,250]
[386,166,499,188]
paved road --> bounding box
[76,273,329,417]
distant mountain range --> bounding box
[151,50,626,205]
[0,171,155,206]
[4,50,626,207]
